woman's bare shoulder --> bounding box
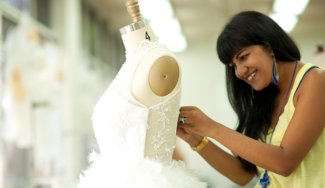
[293,65,325,106]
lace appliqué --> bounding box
[144,92,181,163]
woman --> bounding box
[177,11,325,187]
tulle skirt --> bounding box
[78,152,207,188]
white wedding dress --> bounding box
[78,41,207,188]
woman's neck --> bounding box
[277,61,299,95]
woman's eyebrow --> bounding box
[235,47,250,59]
[234,50,244,59]
[234,48,245,59]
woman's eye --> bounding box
[239,54,248,61]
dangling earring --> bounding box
[272,57,279,85]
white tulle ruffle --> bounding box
[78,152,207,188]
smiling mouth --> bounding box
[247,71,256,81]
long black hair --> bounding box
[216,11,301,174]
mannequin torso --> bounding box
[120,20,181,162]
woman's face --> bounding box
[230,45,273,91]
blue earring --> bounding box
[272,57,279,85]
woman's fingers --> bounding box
[178,110,191,125]
[176,127,191,141]
[176,127,186,137]
[180,106,196,111]
[178,110,190,118]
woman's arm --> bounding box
[177,128,255,186]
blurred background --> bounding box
[0,0,324,187]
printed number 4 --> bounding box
[145,31,151,41]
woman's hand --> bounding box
[176,125,203,147]
[177,106,216,141]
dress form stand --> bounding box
[120,0,157,55]
[121,0,182,162]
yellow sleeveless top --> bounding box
[255,63,325,188]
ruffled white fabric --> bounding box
[78,152,206,188]
[78,41,207,188]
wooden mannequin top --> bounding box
[120,21,180,107]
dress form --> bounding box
[121,0,180,107]
[119,0,182,162]
[77,2,207,187]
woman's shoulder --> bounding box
[295,62,325,98]
[301,63,325,84]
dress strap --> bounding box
[289,63,320,100]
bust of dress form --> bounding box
[120,2,180,107]
[120,0,181,162]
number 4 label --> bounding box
[145,31,151,41]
